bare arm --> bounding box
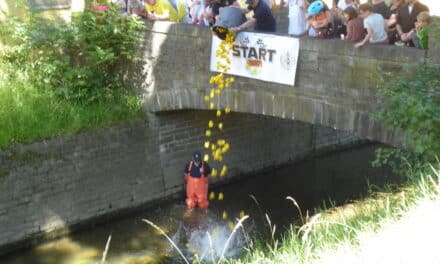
[230,17,256,32]
[354,27,372,48]
[345,22,353,41]
[148,11,170,21]
[396,23,403,36]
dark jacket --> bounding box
[372,1,390,19]
[251,0,276,32]
[396,1,429,33]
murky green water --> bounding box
[2,144,400,264]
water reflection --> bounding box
[2,144,400,264]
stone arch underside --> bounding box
[146,87,402,146]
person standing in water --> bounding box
[184,151,212,210]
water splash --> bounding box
[167,209,252,263]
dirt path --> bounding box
[316,199,440,264]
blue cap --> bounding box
[193,151,202,162]
[307,0,324,15]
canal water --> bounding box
[2,144,400,264]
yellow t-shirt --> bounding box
[144,0,181,22]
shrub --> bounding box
[0,6,144,148]
[372,64,440,177]
[0,5,145,104]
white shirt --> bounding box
[408,4,414,14]
[364,13,388,43]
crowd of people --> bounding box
[101,0,431,49]
[297,0,431,48]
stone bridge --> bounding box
[1,19,438,255]
[128,22,432,147]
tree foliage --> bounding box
[372,64,440,177]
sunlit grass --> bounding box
[229,162,440,264]
[0,76,142,149]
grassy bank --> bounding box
[228,162,439,264]
[0,7,144,149]
[0,78,142,149]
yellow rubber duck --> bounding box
[220,165,227,177]
[222,211,228,220]
[239,210,245,218]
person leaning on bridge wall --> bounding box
[330,0,358,38]
[386,0,403,44]
[354,3,388,48]
[304,0,332,38]
[396,0,429,46]
[205,0,241,26]
[330,0,357,38]
[407,11,431,49]
[343,6,366,41]
[230,0,277,33]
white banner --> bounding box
[210,32,300,86]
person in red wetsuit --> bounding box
[184,151,212,210]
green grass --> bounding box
[227,162,440,264]
[0,76,142,150]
